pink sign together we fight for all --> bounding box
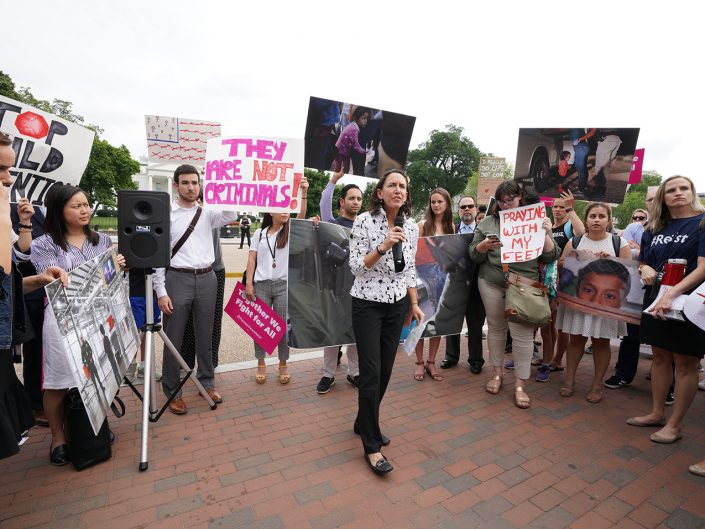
[224,282,286,355]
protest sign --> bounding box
[304,96,416,178]
[0,95,95,204]
[204,135,305,213]
[288,218,355,348]
[628,148,645,184]
[401,233,477,351]
[684,282,705,331]
[145,115,220,166]
[477,157,506,203]
[45,249,139,434]
[557,250,642,325]
[514,128,640,204]
[499,203,547,263]
[225,282,285,354]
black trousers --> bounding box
[240,228,251,248]
[444,286,486,367]
[22,297,44,411]
[613,323,640,383]
[352,296,409,454]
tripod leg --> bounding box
[158,329,216,409]
[139,329,154,471]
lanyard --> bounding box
[265,227,282,268]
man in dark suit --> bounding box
[440,196,486,374]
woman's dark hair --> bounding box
[369,168,413,217]
[44,184,99,252]
[488,181,523,217]
[577,258,631,298]
[351,106,370,123]
[423,187,454,236]
[261,213,289,249]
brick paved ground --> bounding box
[2,341,705,529]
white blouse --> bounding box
[349,211,418,303]
[251,227,289,282]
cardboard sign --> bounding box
[499,203,547,263]
[0,95,95,204]
[558,250,642,326]
[204,135,305,213]
[225,282,285,354]
[145,115,220,166]
[628,148,645,184]
[44,249,139,435]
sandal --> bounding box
[560,382,574,397]
[425,361,443,381]
[486,375,502,394]
[549,363,564,372]
[515,387,530,409]
[278,364,290,385]
[586,388,603,404]
[255,364,266,384]
[414,361,425,381]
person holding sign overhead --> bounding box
[469,181,557,410]
[245,178,309,385]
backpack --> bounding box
[571,233,621,256]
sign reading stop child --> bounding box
[499,203,547,263]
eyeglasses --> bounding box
[459,204,475,210]
[499,195,517,204]
[632,216,646,221]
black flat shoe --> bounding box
[50,444,70,466]
[440,359,457,369]
[470,364,482,375]
[353,424,390,446]
[365,453,393,475]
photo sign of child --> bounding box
[558,250,642,325]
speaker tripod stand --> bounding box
[123,271,216,471]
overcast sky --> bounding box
[4,0,704,191]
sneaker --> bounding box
[585,345,593,354]
[604,376,629,389]
[535,363,550,383]
[346,374,359,389]
[665,391,674,406]
[504,360,514,370]
[699,380,705,391]
[316,377,335,394]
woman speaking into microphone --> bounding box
[349,169,424,475]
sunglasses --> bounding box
[459,204,475,210]
[632,216,646,221]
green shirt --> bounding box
[468,215,558,288]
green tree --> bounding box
[612,172,662,228]
[406,124,484,216]
[0,70,134,208]
[302,168,328,218]
[82,139,139,210]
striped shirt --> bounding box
[30,232,113,274]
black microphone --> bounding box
[393,215,404,267]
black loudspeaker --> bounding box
[118,190,171,268]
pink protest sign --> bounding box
[499,203,547,263]
[628,148,645,184]
[204,135,305,213]
[224,282,285,355]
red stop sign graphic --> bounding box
[15,112,49,139]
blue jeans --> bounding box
[574,142,590,189]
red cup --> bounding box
[661,259,687,286]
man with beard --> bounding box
[154,165,237,414]
[316,171,363,393]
